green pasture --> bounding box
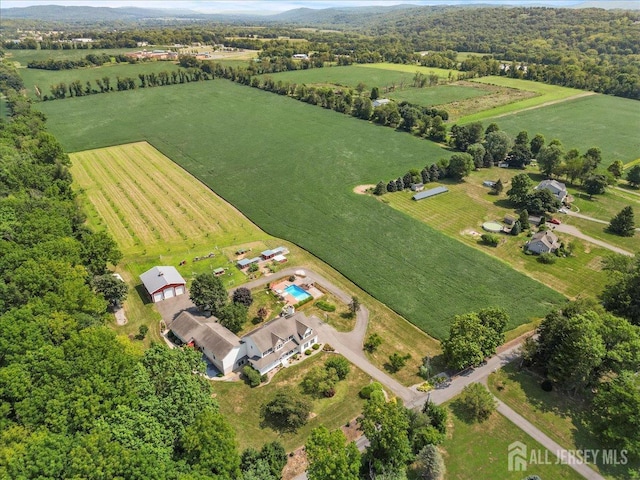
[37,79,565,339]
[19,61,185,99]
[355,62,456,78]
[388,84,488,107]
[443,398,584,480]
[261,63,455,90]
[479,94,640,166]
[488,364,640,479]
[460,75,586,123]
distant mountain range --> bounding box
[1,2,637,25]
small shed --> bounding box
[213,267,225,276]
[483,180,496,187]
[503,215,516,226]
[140,266,186,303]
[372,98,390,108]
[237,257,261,268]
[410,183,425,192]
[412,186,449,201]
[273,254,287,263]
[236,248,249,255]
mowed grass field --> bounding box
[479,93,640,166]
[443,400,583,480]
[261,63,455,90]
[70,142,262,256]
[382,170,612,299]
[20,61,186,99]
[461,76,589,123]
[6,47,136,64]
[388,83,489,107]
[39,79,565,339]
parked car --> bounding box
[558,207,568,214]
[549,218,561,225]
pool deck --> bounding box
[271,276,323,306]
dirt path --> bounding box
[491,91,596,119]
[353,184,375,195]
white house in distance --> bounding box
[536,179,568,204]
[168,311,318,376]
[140,266,187,303]
[372,98,391,108]
[526,230,561,254]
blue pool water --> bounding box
[284,284,311,302]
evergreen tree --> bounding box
[387,180,397,192]
[519,209,530,230]
[373,181,386,196]
[491,178,503,195]
[608,206,635,237]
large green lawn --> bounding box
[478,93,640,166]
[19,61,185,99]
[488,364,640,479]
[443,398,583,480]
[214,352,370,452]
[37,79,565,339]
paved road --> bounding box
[553,223,634,256]
[491,391,606,480]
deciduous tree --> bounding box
[306,426,360,480]
[190,272,227,314]
[457,383,496,422]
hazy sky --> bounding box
[1,0,587,13]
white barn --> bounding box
[140,266,186,303]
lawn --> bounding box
[19,61,185,99]
[39,79,565,340]
[381,169,611,300]
[70,141,441,385]
[475,93,640,166]
[460,75,588,123]
[213,352,370,452]
[443,398,584,480]
[487,363,640,479]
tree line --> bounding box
[27,52,130,70]
[43,67,209,100]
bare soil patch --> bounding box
[353,184,375,195]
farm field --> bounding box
[39,79,565,340]
[381,169,611,299]
[356,62,457,79]
[213,352,370,452]
[488,364,640,479]
[71,141,440,384]
[19,61,186,99]
[443,398,584,480]
[460,75,588,123]
[478,93,640,166]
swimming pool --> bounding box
[284,284,311,302]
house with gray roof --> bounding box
[169,311,244,375]
[168,311,317,376]
[140,266,186,303]
[243,312,317,375]
[536,179,568,203]
[526,230,561,254]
